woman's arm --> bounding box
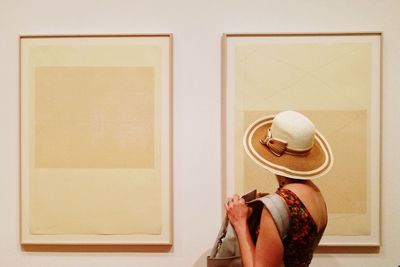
[226,195,284,267]
[253,208,284,267]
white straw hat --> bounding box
[243,111,333,180]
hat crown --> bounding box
[270,111,315,151]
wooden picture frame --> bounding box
[222,33,381,246]
[20,34,173,245]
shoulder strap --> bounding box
[249,193,290,240]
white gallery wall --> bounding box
[1,0,399,266]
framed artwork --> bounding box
[222,33,381,246]
[20,34,173,245]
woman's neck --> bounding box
[276,175,308,189]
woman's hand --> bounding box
[225,194,252,232]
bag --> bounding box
[207,190,289,267]
[207,190,261,267]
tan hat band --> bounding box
[259,128,312,157]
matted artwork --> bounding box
[20,34,173,245]
[222,33,381,246]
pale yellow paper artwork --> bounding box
[233,42,372,235]
[27,44,163,235]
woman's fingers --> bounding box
[227,194,242,203]
[226,194,246,208]
[225,194,251,229]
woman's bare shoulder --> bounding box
[282,182,327,232]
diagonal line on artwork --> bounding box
[317,179,356,205]
[321,112,364,136]
[243,46,364,108]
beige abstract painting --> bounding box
[20,35,172,245]
[35,66,155,169]
[224,34,381,246]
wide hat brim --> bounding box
[243,115,334,180]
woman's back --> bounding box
[283,182,327,232]
[276,182,327,267]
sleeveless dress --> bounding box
[275,188,326,267]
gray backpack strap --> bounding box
[250,193,290,240]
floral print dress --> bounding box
[276,188,326,267]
